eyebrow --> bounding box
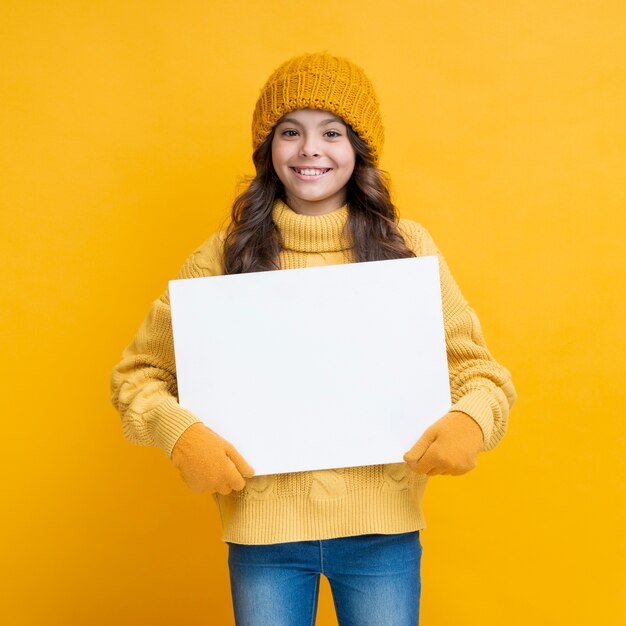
[277,116,345,127]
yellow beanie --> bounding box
[251,52,384,165]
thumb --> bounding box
[403,429,436,465]
[225,443,255,478]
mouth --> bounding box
[290,167,332,179]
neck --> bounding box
[283,193,348,216]
[272,198,352,253]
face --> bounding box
[271,108,356,216]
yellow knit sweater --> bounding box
[110,199,516,545]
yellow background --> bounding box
[2,1,624,624]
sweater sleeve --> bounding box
[398,219,517,451]
[110,231,226,459]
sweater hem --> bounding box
[216,481,428,545]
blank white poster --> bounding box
[169,256,451,476]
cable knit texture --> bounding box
[110,199,516,544]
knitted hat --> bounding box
[251,52,384,164]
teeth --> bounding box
[295,168,328,176]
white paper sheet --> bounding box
[169,256,451,476]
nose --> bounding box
[300,134,321,158]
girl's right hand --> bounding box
[170,422,255,495]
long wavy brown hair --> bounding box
[222,123,415,274]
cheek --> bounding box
[340,151,356,180]
[271,140,292,168]
[338,145,356,173]
[270,143,287,183]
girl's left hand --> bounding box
[403,411,484,476]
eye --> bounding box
[281,129,299,137]
[324,130,341,138]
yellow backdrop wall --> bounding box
[2,1,624,624]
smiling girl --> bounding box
[111,53,516,625]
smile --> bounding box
[291,167,332,179]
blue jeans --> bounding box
[227,531,422,626]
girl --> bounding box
[111,53,517,626]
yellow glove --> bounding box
[171,422,255,494]
[403,411,484,476]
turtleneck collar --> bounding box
[271,198,352,253]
